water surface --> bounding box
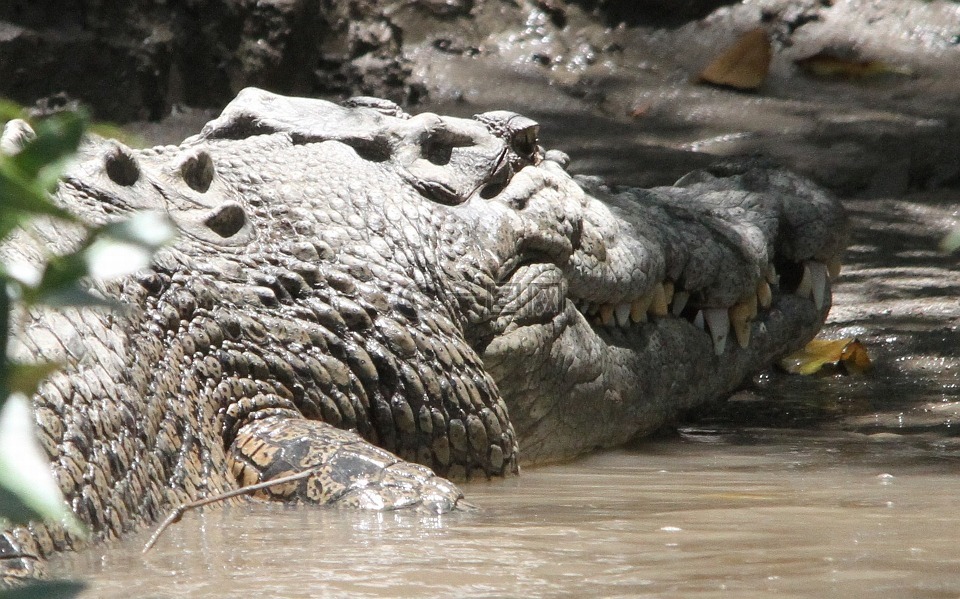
[57,435,960,598]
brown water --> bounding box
[56,436,960,598]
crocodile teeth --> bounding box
[693,309,705,330]
[599,304,615,327]
[671,290,690,316]
[809,261,829,310]
[649,283,669,317]
[662,281,675,306]
[766,263,779,285]
[703,308,729,355]
[631,295,651,323]
[795,263,813,299]
[615,303,631,328]
[729,299,753,349]
[757,280,772,309]
[827,256,842,279]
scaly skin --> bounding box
[0,89,846,582]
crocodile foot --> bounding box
[228,416,465,513]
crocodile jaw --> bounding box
[474,164,846,465]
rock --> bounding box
[0,0,426,121]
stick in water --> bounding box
[142,468,319,553]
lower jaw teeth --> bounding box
[649,283,669,317]
[573,256,840,353]
[757,281,772,309]
[703,308,729,356]
[809,262,828,309]
[630,295,651,323]
[614,303,631,327]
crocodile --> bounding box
[0,88,846,582]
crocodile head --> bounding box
[7,89,846,489]
[465,157,847,462]
[0,90,847,580]
[172,89,845,465]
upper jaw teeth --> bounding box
[614,303,631,327]
[793,259,833,310]
[571,256,841,356]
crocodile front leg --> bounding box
[228,416,465,512]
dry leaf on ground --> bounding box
[780,338,873,376]
[795,51,910,79]
[697,27,771,91]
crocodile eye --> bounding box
[423,136,453,166]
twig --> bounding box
[142,468,318,553]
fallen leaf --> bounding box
[628,101,653,119]
[697,27,771,91]
[795,51,910,79]
[780,337,872,375]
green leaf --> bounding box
[83,212,177,280]
[96,211,177,250]
[0,99,25,122]
[0,394,85,536]
[0,483,45,527]
[24,252,89,305]
[32,285,117,310]
[0,208,30,242]
[0,580,85,599]
[4,362,62,397]
[0,162,75,221]
[9,112,86,183]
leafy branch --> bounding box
[0,106,174,595]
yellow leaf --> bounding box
[697,28,771,91]
[839,339,872,375]
[794,51,910,79]
[779,337,872,376]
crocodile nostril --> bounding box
[203,201,246,238]
[511,125,539,159]
[105,147,140,186]
[480,182,507,199]
[179,150,215,192]
[423,138,453,166]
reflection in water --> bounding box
[56,436,960,598]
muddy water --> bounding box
[55,437,960,598]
